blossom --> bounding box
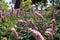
[34,11,44,22]
[51,19,56,32]
[28,28,45,40]
[16,20,27,30]
[17,20,27,25]
[16,9,20,18]
[30,6,35,13]
[42,21,51,31]
[29,18,38,30]
[11,27,19,38]
[45,30,53,40]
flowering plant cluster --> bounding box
[0,6,57,40]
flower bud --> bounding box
[11,27,19,38]
[28,28,45,40]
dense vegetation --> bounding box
[0,0,60,40]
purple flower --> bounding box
[28,28,45,40]
[29,18,38,30]
[17,20,27,25]
[16,9,20,18]
[42,21,51,31]
[11,28,19,38]
[16,20,27,30]
[30,6,35,13]
[46,28,53,33]
[51,19,56,32]
[45,30,53,40]
[34,11,44,22]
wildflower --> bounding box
[46,28,53,33]
[28,28,45,40]
[42,21,51,31]
[11,27,19,38]
[16,9,20,18]
[45,30,53,40]
[34,11,44,22]
[51,19,56,32]
[16,20,27,30]
[30,6,35,13]
[29,18,38,30]
[17,20,27,25]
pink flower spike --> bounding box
[45,30,53,40]
[17,20,27,25]
[51,19,56,32]
[30,6,35,14]
[28,28,45,40]
[34,11,44,22]
[29,18,38,30]
[16,9,20,18]
[11,27,19,38]
[46,28,53,34]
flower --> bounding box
[28,28,45,40]
[29,18,38,30]
[16,9,20,18]
[34,11,44,22]
[17,20,27,25]
[30,6,35,13]
[42,21,51,31]
[51,19,56,32]
[16,20,27,30]
[45,30,53,40]
[11,27,19,38]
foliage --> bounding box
[0,0,8,11]
[21,0,32,11]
